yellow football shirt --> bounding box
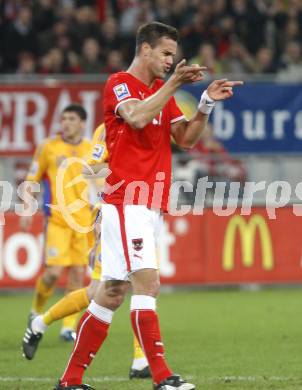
[27,134,92,228]
[87,123,108,166]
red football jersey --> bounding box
[103,71,185,211]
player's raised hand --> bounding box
[207,79,243,101]
[173,59,207,84]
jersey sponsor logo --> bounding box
[132,238,143,251]
[92,144,105,160]
[113,83,131,101]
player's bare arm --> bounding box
[82,162,109,178]
[118,60,207,129]
[171,79,244,149]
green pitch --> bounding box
[1,288,302,390]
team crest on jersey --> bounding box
[92,144,105,160]
[132,238,143,251]
[48,247,58,257]
[113,83,131,101]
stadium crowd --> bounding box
[0,0,302,79]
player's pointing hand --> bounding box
[173,59,207,84]
[207,79,244,101]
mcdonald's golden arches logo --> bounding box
[223,215,274,271]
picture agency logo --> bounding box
[222,214,274,272]
[3,164,302,229]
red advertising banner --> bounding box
[0,83,104,156]
[204,208,302,284]
[0,213,44,288]
[1,209,302,288]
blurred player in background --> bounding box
[22,123,151,379]
[21,104,92,342]
[54,22,242,390]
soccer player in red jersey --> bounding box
[54,22,242,390]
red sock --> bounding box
[131,309,172,384]
[60,310,109,386]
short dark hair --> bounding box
[136,22,179,54]
[62,104,87,120]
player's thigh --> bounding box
[124,205,160,272]
[100,204,129,281]
[45,221,72,266]
[101,204,159,281]
[70,230,90,266]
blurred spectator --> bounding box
[180,3,213,59]
[189,42,224,77]
[39,48,65,73]
[16,52,37,75]
[3,6,38,71]
[68,5,100,53]
[170,0,193,30]
[153,0,172,25]
[278,17,302,54]
[32,0,56,33]
[253,46,277,74]
[67,50,83,73]
[100,16,121,53]
[38,18,69,54]
[119,0,154,36]
[211,13,234,57]
[0,0,301,76]
[101,49,125,73]
[38,47,81,74]
[277,40,302,81]
[230,0,268,54]
[80,37,104,73]
[221,37,255,74]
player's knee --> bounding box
[42,271,60,286]
[105,284,128,310]
[133,279,160,297]
[145,279,160,297]
[69,266,86,286]
[107,287,126,309]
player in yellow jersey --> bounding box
[21,104,93,342]
[22,123,151,379]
